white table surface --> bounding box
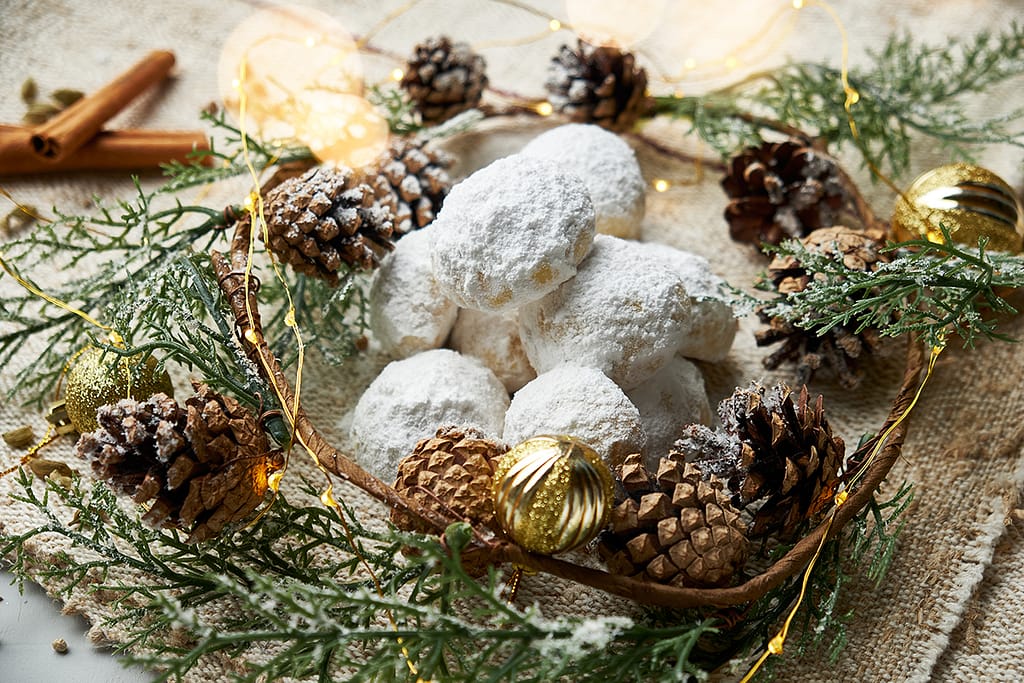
[0,570,148,683]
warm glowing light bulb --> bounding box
[683,58,697,70]
[725,55,740,70]
[653,179,670,192]
[549,19,561,31]
[792,0,805,8]
[536,101,554,116]
[673,89,684,98]
[391,68,405,81]
[304,35,317,47]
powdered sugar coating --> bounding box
[449,308,536,393]
[369,227,458,358]
[521,124,646,239]
[626,356,712,470]
[519,235,691,390]
[429,155,596,313]
[633,241,738,362]
[503,365,645,467]
[349,349,509,480]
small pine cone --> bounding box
[545,40,652,133]
[755,226,889,389]
[76,384,282,543]
[261,166,395,285]
[391,426,508,535]
[366,139,453,236]
[401,36,488,125]
[722,140,847,248]
[598,454,747,588]
[674,382,844,539]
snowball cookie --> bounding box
[449,308,536,393]
[350,349,510,480]
[634,242,738,362]
[369,227,458,358]
[519,235,691,390]
[429,155,596,313]
[521,124,646,239]
[503,365,645,467]
[626,356,712,469]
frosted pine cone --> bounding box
[366,139,453,236]
[76,384,282,543]
[755,226,889,389]
[722,140,847,248]
[599,454,748,587]
[674,382,844,538]
[401,36,488,125]
[261,166,395,285]
[545,40,652,132]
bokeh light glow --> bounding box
[218,5,388,167]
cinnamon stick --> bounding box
[0,125,210,176]
[29,50,175,161]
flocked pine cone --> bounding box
[674,382,844,539]
[722,140,847,248]
[598,453,747,588]
[366,138,453,236]
[756,226,889,389]
[76,384,282,543]
[545,40,652,133]
[401,36,488,125]
[391,426,508,535]
[261,166,395,285]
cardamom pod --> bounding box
[20,77,37,104]
[50,88,84,108]
[22,102,61,124]
[2,426,34,449]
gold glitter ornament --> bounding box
[891,163,1024,253]
[64,345,174,433]
[492,435,613,555]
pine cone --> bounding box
[755,226,889,389]
[722,140,847,248]
[261,166,395,285]
[366,139,453,236]
[401,36,488,125]
[598,454,747,588]
[76,384,282,543]
[545,40,652,133]
[391,425,508,535]
[674,382,844,538]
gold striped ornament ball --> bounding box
[64,345,174,433]
[891,163,1023,253]
[492,435,613,555]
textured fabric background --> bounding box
[1,1,1023,681]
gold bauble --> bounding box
[64,345,174,433]
[492,435,613,555]
[891,163,1023,253]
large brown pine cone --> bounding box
[545,40,652,133]
[401,36,488,125]
[674,382,844,539]
[366,139,453,236]
[261,166,395,285]
[722,140,847,248]
[755,226,889,389]
[598,454,748,588]
[76,384,282,543]
[391,426,508,535]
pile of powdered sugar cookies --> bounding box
[351,123,737,481]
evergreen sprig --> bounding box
[759,231,1024,349]
[0,468,911,682]
[656,23,1024,175]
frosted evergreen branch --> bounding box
[655,23,1024,175]
[758,230,1024,349]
